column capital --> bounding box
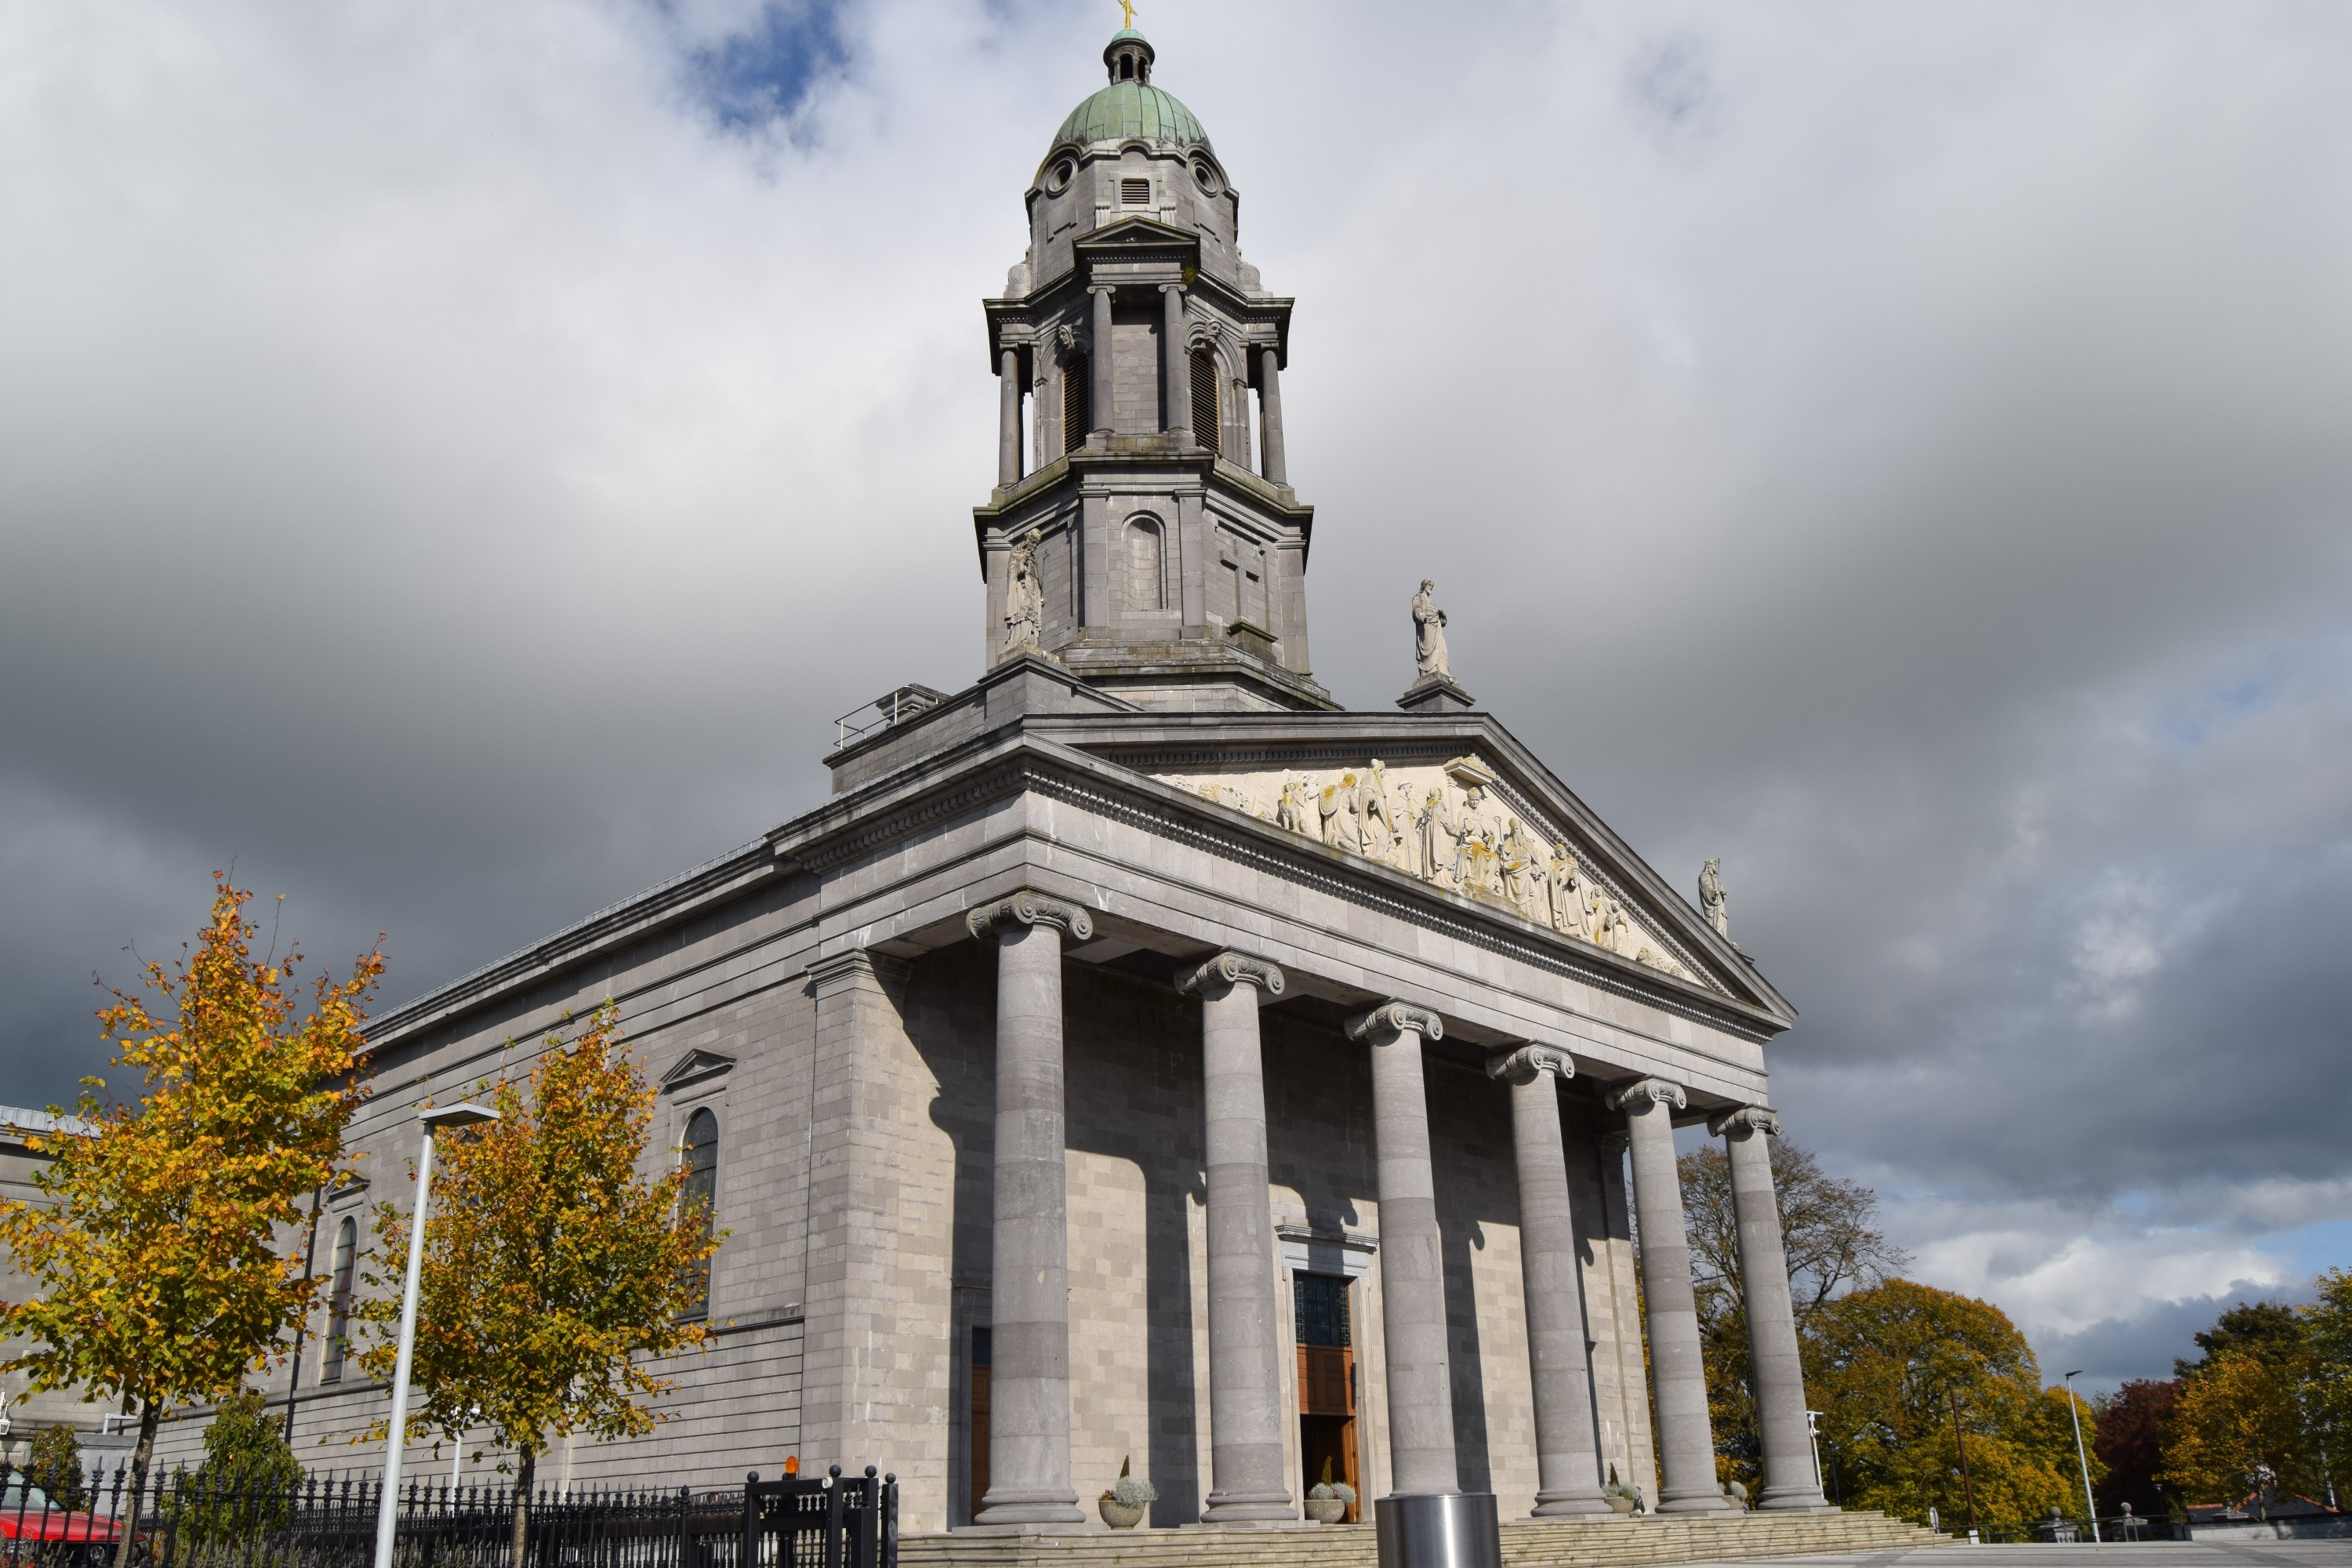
[966,889,1095,943]
[1708,1105,1780,1140]
[1486,1044,1574,1086]
[1605,1076,1687,1114]
[1344,1000,1443,1046]
[1159,280,1185,294]
[1176,950,1284,998]
[1087,281,1116,297]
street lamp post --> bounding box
[2063,1370,2100,1544]
[374,1105,499,1568]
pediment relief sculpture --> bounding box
[1156,753,1707,989]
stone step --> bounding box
[900,1509,1947,1568]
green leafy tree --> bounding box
[1679,1138,1907,1494]
[2177,1301,2304,1377]
[357,1004,720,1568]
[2302,1269,2352,1498]
[26,1423,87,1511]
[183,1386,305,1541]
[0,877,380,1568]
[1804,1279,2100,1529]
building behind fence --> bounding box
[0,1460,895,1568]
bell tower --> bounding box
[974,27,1334,712]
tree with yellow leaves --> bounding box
[1804,1279,2101,1530]
[358,1004,719,1568]
[2160,1344,2318,1509]
[0,877,381,1568]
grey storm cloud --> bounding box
[5,0,2349,1388]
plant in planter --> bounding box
[1305,1457,1356,1523]
[1602,1466,1641,1515]
[1099,1455,1156,1529]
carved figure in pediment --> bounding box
[1497,818,1539,918]
[1004,528,1045,652]
[1596,898,1632,956]
[1699,858,1729,937]
[1414,789,1455,887]
[1454,817,1500,897]
[1319,771,1365,852]
[1277,775,1312,837]
[1359,760,1400,863]
[1213,782,1254,815]
[1549,844,1594,940]
[1412,579,1450,680]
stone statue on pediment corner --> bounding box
[1699,857,1729,938]
[1411,578,1450,680]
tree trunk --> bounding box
[509,1446,535,1568]
[114,1400,159,1568]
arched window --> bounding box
[321,1216,357,1382]
[1062,356,1091,452]
[1189,349,1220,455]
[1126,516,1166,610]
[679,1109,719,1317]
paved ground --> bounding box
[1707,1548,2352,1568]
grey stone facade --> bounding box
[154,24,1833,1537]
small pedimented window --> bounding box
[321,1216,358,1382]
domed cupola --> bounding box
[1051,30,1212,150]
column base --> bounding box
[954,1521,1102,1535]
[1756,1492,1836,1512]
[1200,1494,1304,1524]
[1656,1488,1738,1514]
[971,1491,1090,1527]
[1528,1490,1617,1518]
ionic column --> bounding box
[1709,1107,1828,1511]
[1345,1002,1457,1497]
[997,344,1024,487]
[1089,285,1116,437]
[1605,1077,1733,1513]
[967,891,1094,1526]
[1486,1047,1611,1516]
[1178,953,1295,1523]
[1255,344,1287,485]
[1162,284,1192,442]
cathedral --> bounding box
[246,24,1838,1549]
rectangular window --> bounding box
[1121,177,1152,206]
[1294,1271,1351,1348]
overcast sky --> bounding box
[6,0,2349,1392]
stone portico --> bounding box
[209,24,1847,1549]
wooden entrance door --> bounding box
[1294,1272,1359,1519]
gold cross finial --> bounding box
[1118,0,1138,30]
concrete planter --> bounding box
[1606,1494,1637,1515]
[1305,1497,1348,1523]
[1098,1499,1145,1530]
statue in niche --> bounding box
[1004,528,1044,652]
[1497,818,1539,918]
[1411,579,1450,680]
[1277,775,1313,837]
[1414,789,1456,888]
[1699,858,1729,938]
[1549,844,1594,940]
[1359,760,1400,862]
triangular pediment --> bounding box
[660,1048,737,1092]
[1073,215,1197,251]
[1062,716,1788,1019]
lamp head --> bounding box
[419,1103,499,1131]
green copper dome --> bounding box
[1052,79,1210,149]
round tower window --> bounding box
[1047,159,1074,193]
[1192,159,1220,194]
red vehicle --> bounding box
[0,1475,122,1567]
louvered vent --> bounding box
[1189,350,1220,454]
[1062,357,1090,452]
[1121,177,1152,206]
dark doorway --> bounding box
[1294,1271,1359,1519]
